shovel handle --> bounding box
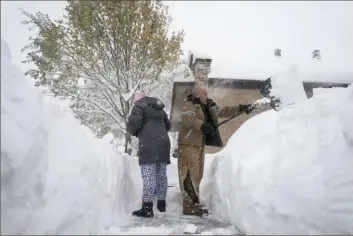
[216,111,246,128]
[216,104,257,128]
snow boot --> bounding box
[132,202,154,218]
[183,196,208,217]
[194,204,209,217]
[183,196,194,215]
[157,199,166,212]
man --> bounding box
[127,91,171,218]
[177,87,253,216]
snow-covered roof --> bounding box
[208,56,353,84]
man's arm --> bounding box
[210,102,252,118]
[126,105,144,136]
[217,105,242,118]
[180,102,203,130]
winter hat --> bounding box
[133,90,146,104]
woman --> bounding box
[127,91,171,218]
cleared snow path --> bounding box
[104,164,242,235]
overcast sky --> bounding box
[2,1,353,79]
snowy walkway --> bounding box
[104,161,242,235]
[115,213,240,235]
[107,184,241,235]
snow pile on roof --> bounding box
[201,82,353,234]
[208,52,353,83]
[1,38,140,234]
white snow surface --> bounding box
[269,64,309,109]
[208,52,353,83]
[181,49,352,84]
[3,34,353,235]
[201,83,353,234]
[1,38,240,235]
[184,224,198,234]
[122,83,141,102]
[173,63,196,82]
[1,38,141,234]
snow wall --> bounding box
[1,38,141,234]
[201,74,353,234]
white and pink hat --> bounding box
[133,90,146,104]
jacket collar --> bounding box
[186,94,215,107]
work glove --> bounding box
[238,104,254,114]
[206,99,216,107]
[201,123,217,135]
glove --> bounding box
[206,99,216,107]
[238,104,253,114]
[201,123,217,135]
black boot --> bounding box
[132,202,154,218]
[157,199,166,212]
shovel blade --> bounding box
[259,77,282,111]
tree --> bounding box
[21,0,184,154]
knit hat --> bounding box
[133,90,146,104]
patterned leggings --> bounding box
[141,163,168,202]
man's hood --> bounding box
[138,96,165,110]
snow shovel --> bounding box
[216,76,282,128]
[215,110,247,128]
[216,104,257,128]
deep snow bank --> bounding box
[201,84,353,234]
[1,38,140,234]
[269,64,308,108]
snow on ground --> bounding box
[1,38,141,234]
[105,163,240,235]
[269,64,308,109]
[201,70,353,234]
[1,38,239,235]
[5,31,352,235]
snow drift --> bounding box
[201,80,353,234]
[1,38,140,234]
[268,64,308,109]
